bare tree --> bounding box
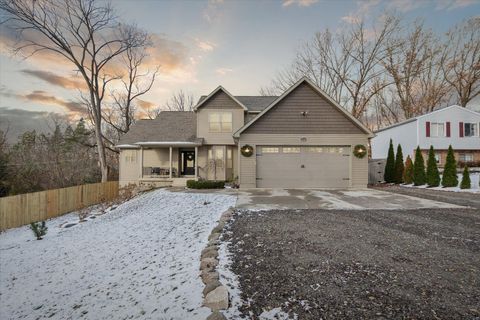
[164,90,195,111]
[103,45,158,140]
[0,0,149,182]
[441,16,480,107]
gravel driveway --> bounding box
[225,207,480,319]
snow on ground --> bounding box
[0,189,235,320]
[403,172,480,193]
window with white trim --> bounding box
[124,150,136,163]
[459,153,474,162]
[306,147,323,153]
[464,123,478,137]
[430,123,445,137]
[209,112,232,133]
[226,148,233,169]
[262,147,279,153]
[282,147,300,153]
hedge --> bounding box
[186,180,225,189]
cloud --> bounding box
[341,0,381,24]
[0,87,85,114]
[137,99,156,110]
[203,0,224,23]
[195,39,216,52]
[21,69,87,90]
[436,0,477,10]
[215,68,233,76]
[282,0,318,7]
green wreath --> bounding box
[353,144,367,158]
[240,144,254,157]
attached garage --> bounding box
[256,146,350,188]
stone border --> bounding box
[200,208,234,320]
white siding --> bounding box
[371,120,418,159]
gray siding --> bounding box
[243,82,364,134]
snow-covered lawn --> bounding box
[0,189,235,320]
[403,172,480,193]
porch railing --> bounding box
[142,167,178,178]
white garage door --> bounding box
[256,146,350,188]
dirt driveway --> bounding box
[225,207,480,319]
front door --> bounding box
[181,150,195,175]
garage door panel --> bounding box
[256,146,350,188]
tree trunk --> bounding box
[94,121,109,182]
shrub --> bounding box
[30,221,47,240]
[460,166,471,189]
[403,155,414,184]
[442,145,458,188]
[394,144,404,184]
[186,180,225,189]
[426,146,440,187]
[413,146,426,186]
[384,139,395,183]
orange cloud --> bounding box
[21,70,88,90]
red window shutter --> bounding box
[459,122,464,137]
[426,121,430,137]
[446,122,451,137]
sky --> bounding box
[0,0,479,140]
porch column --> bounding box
[169,146,173,179]
[139,146,144,178]
[195,146,198,180]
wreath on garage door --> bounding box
[240,144,254,157]
[353,144,367,159]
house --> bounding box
[370,105,480,166]
[116,77,373,188]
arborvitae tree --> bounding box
[384,139,395,183]
[403,155,414,184]
[460,166,471,189]
[413,146,426,186]
[442,145,458,187]
[426,146,440,187]
[394,144,404,184]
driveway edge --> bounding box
[200,207,234,320]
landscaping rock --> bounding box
[208,239,219,247]
[208,232,220,241]
[211,225,223,234]
[203,279,222,296]
[201,270,219,284]
[206,311,227,320]
[200,257,218,271]
[204,285,229,310]
[201,247,218,259]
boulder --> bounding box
[204,285,229,310]
[206,311,227,320]
[200,257,218,271]
[201,270,219,284]
[201,247,218,259]
[208,232,220,241]
[203,279,222,296]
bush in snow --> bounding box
[442,145,458,188]
[426,146,440,187]
[460,166,471,189]
[403,155,414,184]
[384,139,395,183]
[30,221,47,240]
[394,144,404,184]
[413,146,426,186]
[187,180,225,189]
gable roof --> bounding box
[233,77,374,138]
[374,105,480,133]
[117,111,200,147]
[194,86,248,111]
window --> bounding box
[209,112,232,133]
[226,148,233,169]
[459,153,474,162]
[464,123,478,137]
[327,147,337,153]
[430,123,445,137]
[215,148,224,160]
[124,150,136,163]
[306,147,323,153]
[282,147,300,153]
[262,147,279,153]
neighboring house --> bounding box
[116,77,373,188]
[371,105,480,166]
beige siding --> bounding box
[119,149,141,186]
[244,82,364,135]
[238,134,368,188]
[196,91,245,145]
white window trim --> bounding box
[464,122,479,137]
[430,122,445,138]
[208,112,233,133]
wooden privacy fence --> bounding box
[0,181,119,230]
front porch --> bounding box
[138,142,201,187]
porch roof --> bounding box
[117,111,199,148]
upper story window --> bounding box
[430,123,445,137]
[124,150,136,163]
[209,112,232,133]
[464,123,478,137]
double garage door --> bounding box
[256,146,350,188]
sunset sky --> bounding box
[0,0,479,139]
